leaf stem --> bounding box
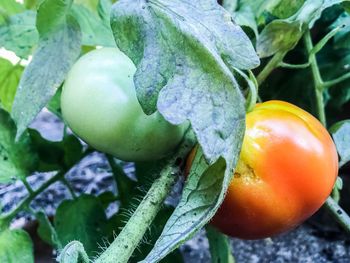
[60,177,77,200]
[323,71,350,88]
[95,132,196,263]
[0,171,64,222]
[257,51,287,85]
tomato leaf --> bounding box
[54,195,108,257]
[70,3,115,47]
[0,109,38,183]
[11,0,82,139]
[143,145,242,262]
[0,10,38,58]
[206,225,234,263]
[0,0,25,25]
[0,58,23,112]
[257,0,350,57]
[0,229,34,263]
[330,120,350,167]
[110,0,257,165]
[331,12,350,49]
[36,211,62,248]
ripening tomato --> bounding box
[61,48,188,161]
[187,100,338,239]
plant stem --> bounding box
[61,177,77,200]
[257,51,287,86]
[325,197,350,233]
[323,71,350,88]
[303,30,326,126]
[0,171,64,222]
[95,131,196,263]
[95,161,179,263]
[304,29,350,233]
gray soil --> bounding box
[1,110,349,263]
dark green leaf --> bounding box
[0,109,38,183]
[330,120,350,166]
[36,211,61,248]
[143,146,242,262]
[331,12,350,49]
[55,195,108,257]
[206,225,234,263]
[29,129,83,171]
[0,11,38,58]
[0,229,34,263]
[0,58,23,112]
[70,3,115,47]
[11,0,82,139]
[111,0,256,165]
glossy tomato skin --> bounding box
[188,101,338,239]
[61,48,188,161]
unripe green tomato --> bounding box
[61,48,187,161]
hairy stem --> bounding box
[95,132,196,263]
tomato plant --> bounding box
[61,47,188,161]
[0,0,350,263]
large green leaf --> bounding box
[0,229,34,263]
[0,58,23,112]
[111,0,257,164]
[55,195,108,257]
[0,10,38,58]
[0,109,38,183]
[11,0,82,139]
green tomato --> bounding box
[61,48,188,161]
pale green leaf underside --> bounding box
[11,0,82,138]
[0,10,38,58]
[111,0,258,164]
[143,144,243,262]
